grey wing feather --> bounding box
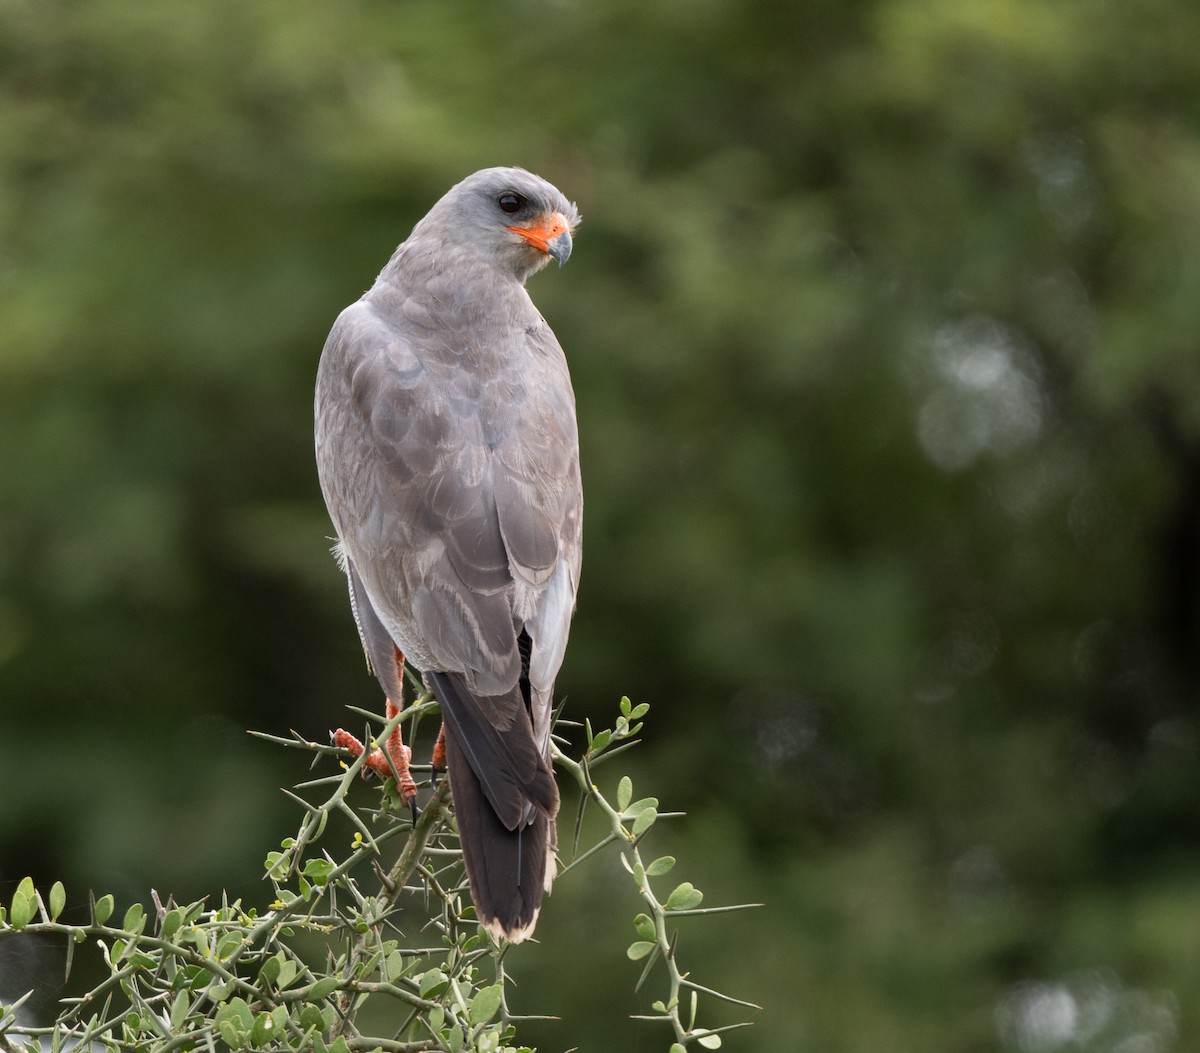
[316,300,522,692]
[491,323,583,693]
[342,551,405,705]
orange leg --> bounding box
[431,723,447,772]
[331,647,417,803]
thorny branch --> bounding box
[0,697,758,1052]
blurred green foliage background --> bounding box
[2,0,1199,1048]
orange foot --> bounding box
[331,697,417,802]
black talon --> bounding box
[408,797,421,825]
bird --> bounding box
[314,167,582,943]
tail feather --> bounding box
[443,727,555,942]
[428,670,558,826]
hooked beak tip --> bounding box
[548,230,573,267]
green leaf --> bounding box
[9,878,36,931]
[251,1008,286,1047]
[646,855,676,876]
[122,902,144,932]
[354,950,380,981]
[181,926,209,953]
[308,976,340,1000]
[302,858,334,884]
[631,807,658,837]
[590,728,612,753]
[634,913,655,940]
[629,702,650,720]
[216,930,243,960]
[225,998,254,1029]
[93,894,115,926]
[16,876,35,900]
[418,968,448,998]
[48,881,66,921]
[176,969,202,993]
[217,1020,245,1049]
[298,1004,326,1032]
[264,851,288,880]
[629,857,646,885]
[259,953,281,985]
[469,984,503,1025]
[670,1045,687,1053]
[161,908,184,940]
[696,1032,722,1048]
[666,882,704,910]
[617,776,633,811]
[170,990,189,1030]
[620,695,632,717]
[383,950,405,981]
[277,957,298,990]
[215,998,253,1048]
[626,940,655,960]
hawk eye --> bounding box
[497,192,526,214]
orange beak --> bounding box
[508,211,574,266]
